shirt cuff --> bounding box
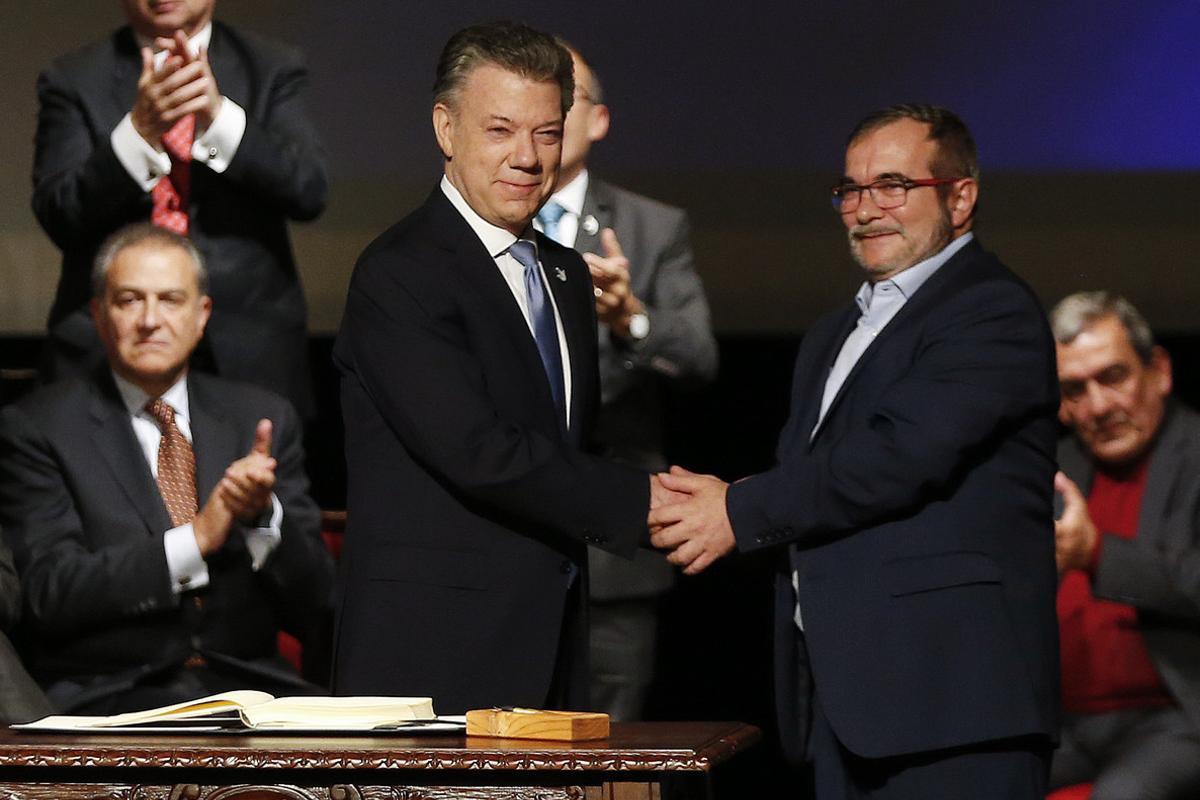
[164,523,211,594]
[111,114,171,192]
[241,493,283,571]
[192,97,245,173]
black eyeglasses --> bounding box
[830,177,964,213]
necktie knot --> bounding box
[538,201,566,226]
[536,202,568,245]
[507,240,539,272]
[146,398,176,429]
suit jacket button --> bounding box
[560,560,573,574]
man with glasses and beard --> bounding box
[649,104,1061,799]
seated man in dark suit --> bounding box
[0,223,333,714]
[1050,291,1200,799]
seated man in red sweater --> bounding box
[1050,291,1200,799]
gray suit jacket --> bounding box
[576,178,718,600]
[1058,400,1200,730]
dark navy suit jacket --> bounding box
[727,238,1061,761]
[331,189,649,713]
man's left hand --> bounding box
[648,466,736,575]
[220,419,276,524]
[585,228,644,338]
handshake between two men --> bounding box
[647,469,736,576]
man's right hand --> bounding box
[1054,471,1099,574]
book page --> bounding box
[241,696,435,729]
[94,690,276,727]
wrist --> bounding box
[615,299,648,341]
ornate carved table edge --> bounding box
[0,783,589,799]
[0,722,760,774]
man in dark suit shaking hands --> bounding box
[649,105,1061,798]
[331,22,664,714]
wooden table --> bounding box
[0,721,759,800]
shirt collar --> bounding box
[854,231,975,314]
[440,175,537,259]
[137,21,213,65]
[548,169,588,217]
[113,370,190,423]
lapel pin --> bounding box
[554,267,567,282]
[581,215,599,236]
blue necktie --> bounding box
[537,201,567,245]
[507,240,566,427]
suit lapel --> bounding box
[427,192,565,432]
[797,306,859,447]
[89,374,172,535]
[206,23,248,110]
[576,180,612,257]
[539,238,592,444]
[110,28,140,121]
[810,240,979,442]
[188,376,240,503]
[1138,404,1184,546]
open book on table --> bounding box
[13,691,466,734]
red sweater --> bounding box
[1057,458,1173,713]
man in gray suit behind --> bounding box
[536,42,718,720]
[1051,291,1200,799]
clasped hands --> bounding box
[193,419,276,555]
[132,30,223,145]
[647,467,736,575]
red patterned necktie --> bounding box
[146,398,199,526]
[150,114,195,236]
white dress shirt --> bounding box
[535,169,589,248]
[112,371,282,596]
[440,175,574,427]
[795,232,976,629]
[110,22,248,191]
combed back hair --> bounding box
[92,223,208,297]
[848,103,980,183]
[554,37,603,104]
[1050,291,1156,364]
[433,21,575,117]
